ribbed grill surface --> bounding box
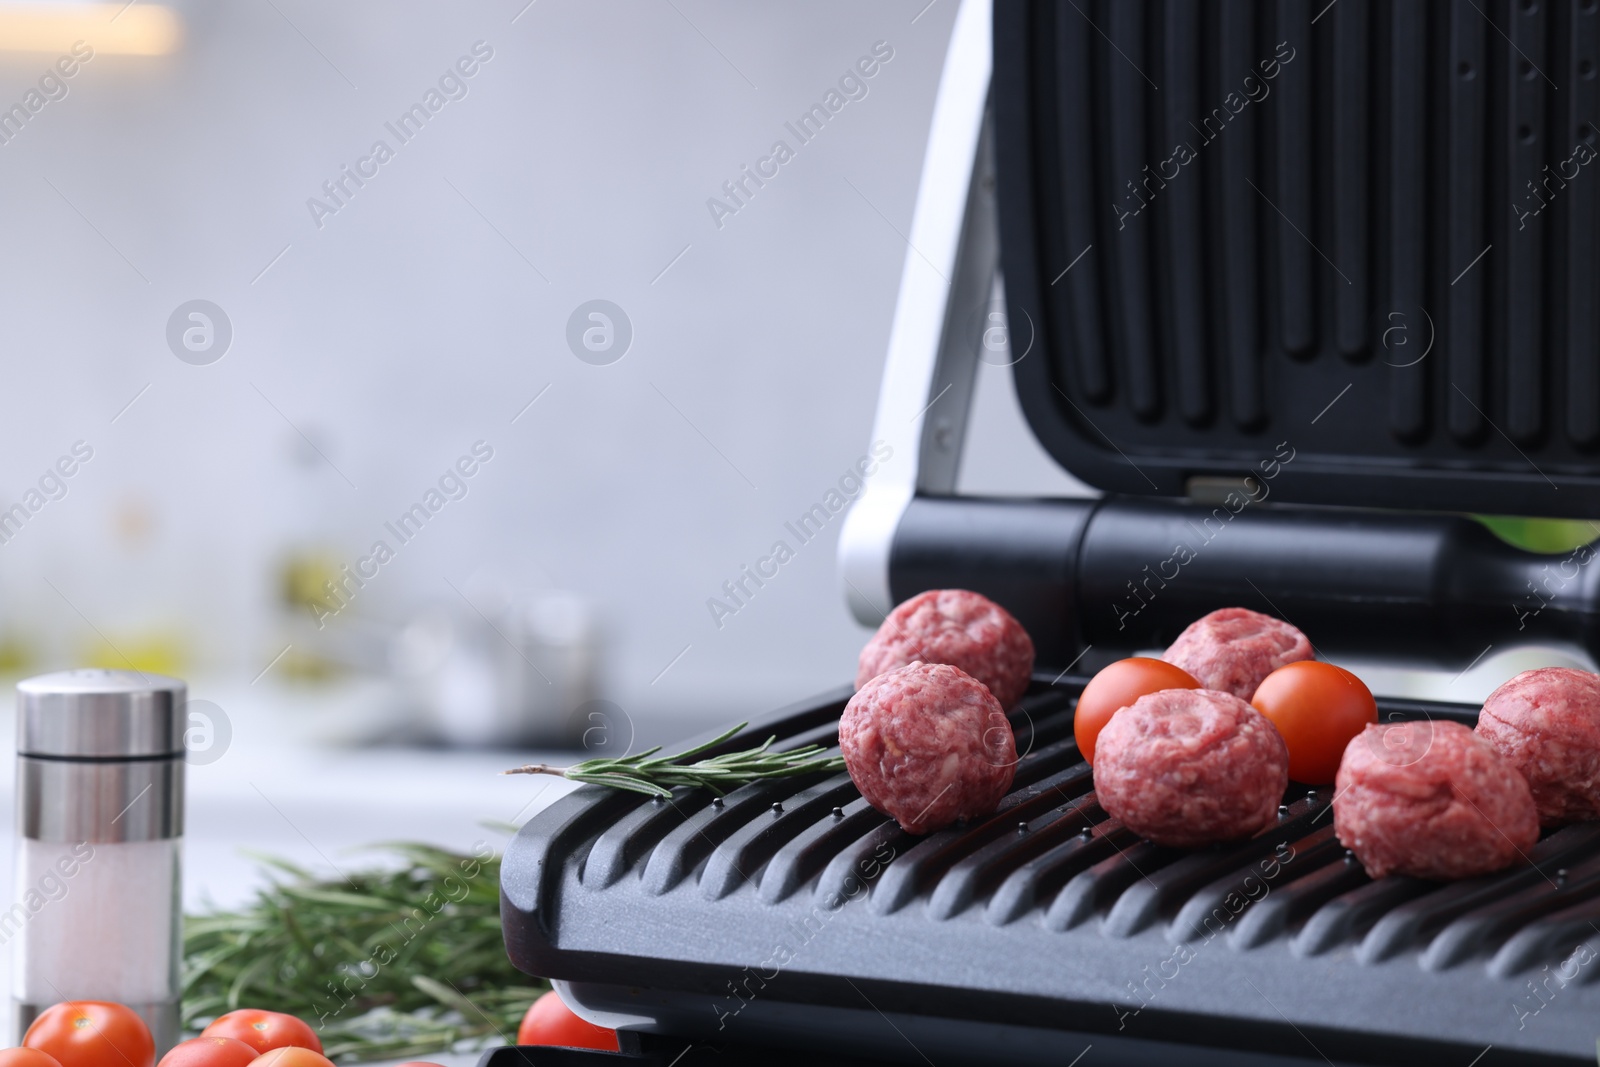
[999,0,1600,498]
[563,681,1597,980]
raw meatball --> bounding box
[1093,688,1288,848]
[1334,720,1538,881]
[856,589,1035,709]
[840,661,1016,834]
[1163,607,1314,700]
[1477,667,1600,827]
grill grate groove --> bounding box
[1158,802,1331,942]
[1227,826,1353,950]
[870,761,1093,916]
[1046,834,1178,932]
[582,789,712,890]
[759,796,884,904]
[1421,844,1600,971]
[1101,790,1327,939]
[1356,823,1600,965]
[928,789,1103,922]
[700,778,861,900]
[641,778,822,897]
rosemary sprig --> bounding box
[183,842,544,1063]
[503,721,845,797]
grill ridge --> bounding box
[1153,803,1329,942]
[1421,842,1600,972]
[870,761,1092,917]
[700,777,858,900]
[1046,833,1176,931]
[758,797,883,904]
[1228,826,1354,950]
[984,802,1121,926]
[927,785,1102,921]
[640,779,814,897]
[582,788,714,889]
[1356,824,1600,965]
[1490,889,1600,979]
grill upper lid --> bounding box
[994,1,1600,518]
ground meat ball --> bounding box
[840,661,1016,834]
[1334,720,1538,881]
[856,589,1035,709]
[1476,667,1600,827]
[1093,688,1288,848]
[1162,607,1314,700]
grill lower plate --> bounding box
[501,679,1600,1066]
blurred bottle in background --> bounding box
[79,494,189,676]
[391,589,600,748]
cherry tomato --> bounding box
[517,990,619,1051]
[1252,660,1378,785]
[23,1002,154,1067]
[157,1036,258,1067]
[201,1011,321,1055]
[0,1049,65,1067]
[244,1052,334,1067]
[1075,658,1202,765]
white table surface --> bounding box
[0,676,583,1066]
[6,656,1555,1065]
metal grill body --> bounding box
[503,680,1600,1066]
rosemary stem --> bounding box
[500,764,572,777]
[499,722,846,796]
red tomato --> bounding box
[0,1049,65,1067]
[23,1002,154,1067]
[1252,660,1378,785]
[517,990,619,1051]
[201,1011,321,1055]
[244,1052,334,1067]
[1075,658,1202,765]
[156,1036,258,1067]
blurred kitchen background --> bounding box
[1,5,1598,1061]
[1,0,1595,762]
[0,0,1033,744]
[0,8,1052,1055]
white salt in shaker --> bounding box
[11,670,186,1053]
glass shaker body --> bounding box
[11,670,186,1054]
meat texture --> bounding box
[840,661,1017,834]
[856,589,1035,709]
[1334,720,1538,880]
[1093,688,1289,848]
[1162,607,1314,700]
[1476,667,1600,827]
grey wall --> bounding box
[0,0,1065,732]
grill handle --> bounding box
[887,496,1600,671]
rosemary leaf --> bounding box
[503,722,846,796]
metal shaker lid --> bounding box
[16,669,187,759]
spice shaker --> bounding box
[11,670,186,1053]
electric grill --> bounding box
[496,0,1600,1062]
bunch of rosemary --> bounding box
[183,842,545,1063]
[184,727,842,1061]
